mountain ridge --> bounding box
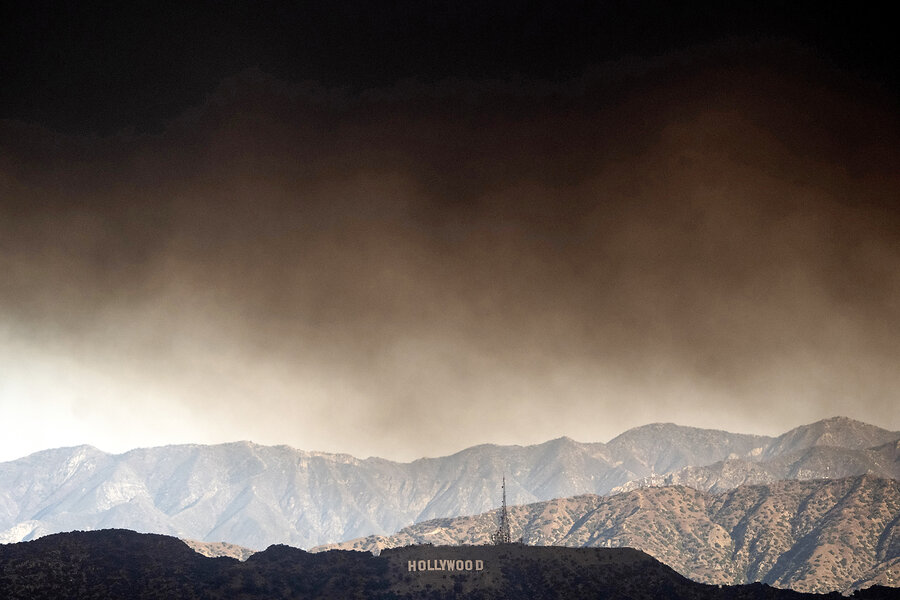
[1,417,897,551]
[8,528,890,599]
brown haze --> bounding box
[1,43,898,461]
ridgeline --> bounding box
[0,529,896,599]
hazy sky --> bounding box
[1,4,898,462]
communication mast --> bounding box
[490,476,512,545]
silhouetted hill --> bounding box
[0,529,230,599]
[6,529,897,599]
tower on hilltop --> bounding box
[490,476,512,545]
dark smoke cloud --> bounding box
[1,44,898,460]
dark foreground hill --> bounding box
[0,529,896,600]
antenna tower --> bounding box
[490,475,512,545]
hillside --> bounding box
[3,528,893,599]
[613,438,900,495]
[320,475,900,594]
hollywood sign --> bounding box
[408,559,485,572]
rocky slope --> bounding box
[0,417,895,550]
[182,538,257,561]
[321,475,900,594]
[613,438,900,495]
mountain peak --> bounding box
[763,416,900,458]
[544,435,580,446]
[14,444,107,464]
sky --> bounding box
[1,2,899,462]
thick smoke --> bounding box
[1,46,898,460]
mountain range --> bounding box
[1,417,896,553]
